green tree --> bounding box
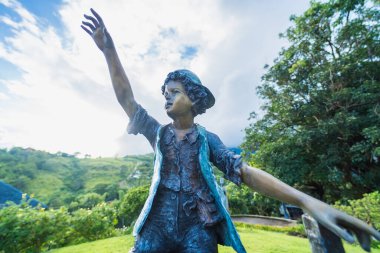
[226,183,281,216]
[69,192,104,211]
[242,0,380,203]
[226,183,254,215]
[64,160,86,191]
[93,183,120,201]
[118,185,150,226]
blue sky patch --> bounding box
[139,41,159,59]
[0,3,21,39]
[0,21,15,40]
[18,0,64,30]
[145,42,159,57]
[0,59,22,80]
[159,27,177,38]
[0,0,65,41]
[180,45,198,60]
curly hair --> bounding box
[161,69,214,116]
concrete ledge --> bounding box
[232,214,298,227]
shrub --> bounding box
[334,191,380,230]
[334,191,380,249]
[0,203,72,253]
[71,203,117,242]
[119,185,150,226]
[0,200,119,252]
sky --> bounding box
[0,0,310,157]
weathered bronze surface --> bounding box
[82,9,380,253]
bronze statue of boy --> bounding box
[81,9,380,253]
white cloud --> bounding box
[0,0,310,156]
[0,92,9,100]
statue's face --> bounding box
[164,80,193,119]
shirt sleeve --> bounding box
[207,131,242,186]
[127,104,161,148]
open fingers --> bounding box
[81,21,96,32]
[324,222,355,243]
[353,221,380,242]
[81,25,92,36]
[374,229,380,241]
[84,14,100,28]
[356,232,372,252]
[90,8,104,26]
[338,213,380,241]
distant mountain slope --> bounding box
[0,146,242,208]
[0,147,154,208]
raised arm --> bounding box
[81,9,137,118]
[241,164,380,252]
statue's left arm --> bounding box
[241,164,380,251]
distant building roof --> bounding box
[228,147,242,155]
[0,181,46,208]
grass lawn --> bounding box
[48,228,379,253]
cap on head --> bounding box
[162,69,215,116]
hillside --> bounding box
[0,147,154,208]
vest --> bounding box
[132,124,246,253]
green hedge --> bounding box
[0,201,117,253]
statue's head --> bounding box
[161,69,215,117]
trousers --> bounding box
[130,187,219,253]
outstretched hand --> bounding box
[303,198,380,252]
[241,165,380,252]
[81,8,114,51]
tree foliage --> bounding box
[242,0,380,203]
[0,148,154,208]
[68,192,105,211]
[118,185,150,226]
[226,183,281,216]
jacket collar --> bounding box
[164,123,199,145]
